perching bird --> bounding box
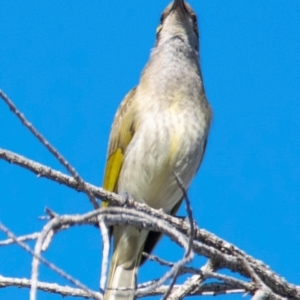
[102,0,212,299]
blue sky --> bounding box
[0,1,300,299]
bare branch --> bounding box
[137,282,249,298]
[0,222,102,300]
[0,148,123,205]
[0,232,39,246]
[99,219,110,294]
[0,276,251,299]
[0,90,99,209]
[1,147,299,299]
[143,252,199,275]
[0,276,101,299]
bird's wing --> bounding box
[102,87,137,206]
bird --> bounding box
[102,0,212,299]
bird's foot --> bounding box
[119,191,135,207]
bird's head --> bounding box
[155,0,199,51]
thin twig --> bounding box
[137,282,249,298]
[0,232,40,246]
[0,90,99,209]
[0,275,101,299]
[168,262,208,300]
[0,222,101,300]
[143,252,199,275]
[173,171,195,255]
[0,148,123,205]
[161,172,196,299]
[99,219,110,294]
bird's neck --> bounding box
[139,38,202,92]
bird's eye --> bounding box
[191,15,198,36]
[160,11,166,24]
[193,25,199,36]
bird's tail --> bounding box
[103,226,147,300]
[103,257,138,300]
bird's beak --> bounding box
[172,0,186,13]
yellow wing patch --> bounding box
[102,149,124,208]
[102,87,137,208]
